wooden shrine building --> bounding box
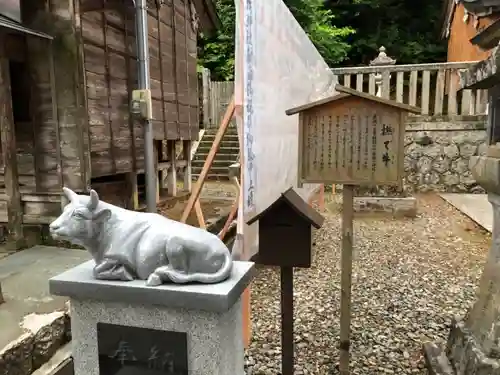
[0,0,218,248]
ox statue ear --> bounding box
[88,189,100,211]
[62,187,78,203]
[92,208,111,223]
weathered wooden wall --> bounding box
[79,0,199,178]
[0,32,57,191]
[447,3,500,62]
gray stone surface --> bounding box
[70,295,244,375]
[440,193,492,232]
[50,188,234,286]
[0,246,89,350]
[50,260,254,313]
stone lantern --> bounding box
[370,46,396,98]
[424,45,500,373]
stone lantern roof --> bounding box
[369,46,396,67]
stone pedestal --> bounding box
[423,155,500,374]
[49,260,255,375]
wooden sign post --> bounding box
[247,188,325,375]
[286,84,420,374]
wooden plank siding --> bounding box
[79,0,199,178]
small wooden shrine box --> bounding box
[246,188,325,268]
[285,84,420,187]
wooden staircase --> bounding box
[192,126,240,180]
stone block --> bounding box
[353,197,417,217]
[50,260,255,375]
[21,312,68,371]
[424,317,500,375]
[0,332,35,375]
[422,342,454,375]
[0,310,72,375]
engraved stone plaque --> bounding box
[97,323,188,375]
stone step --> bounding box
[203,126,239,136]
[193,152,236,162]
[202,133,239,142]
[192,159,236,167]
[197,146,239,155]
[192,165,231,173]
[192,173,230,181]
[197,140,239,148]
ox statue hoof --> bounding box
[146,273,162,286]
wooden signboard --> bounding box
[286,85,420,375]
[286,85,420,187]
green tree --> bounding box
[327,0,446,66]
[197,0,447,80]
[197,0,236,81]
[197,0,354,80]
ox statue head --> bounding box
[49,187,111,248]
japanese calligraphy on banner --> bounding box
[298,100,405,186]
[234,0,337,214]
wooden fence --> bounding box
[201,61,487,128]
[331,61,487,117]
[201,69,236,128]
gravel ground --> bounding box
[244,193,490,375]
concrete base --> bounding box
[353,197,418,217]
[50,260,255,375]
[423,317,500,375]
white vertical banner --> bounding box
[234,0,337,257]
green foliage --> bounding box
[197,0,447,80]
[197,0,354,80]
[327,0,446,66]
[283,0,355,66]
[197,0,236,81]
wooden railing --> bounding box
[331,61,487,117]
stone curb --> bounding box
[353,197,418,217]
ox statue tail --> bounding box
[163,250,233,284]
[148,237,235,286]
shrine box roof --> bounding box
[246,187,325,229]
[285,85,421,116]
[246,187,325,268]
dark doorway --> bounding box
[8,59,30,123]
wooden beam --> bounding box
[154,141,161,202]
[182,140,192,192]
[180,96,235,223]
[218,175,240,241]
[339,184,355,374]
[194,200,206,229]
[0,58,24,250]
[125,172,139,210]
[166,140,177,197]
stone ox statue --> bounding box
[49,187,233,286]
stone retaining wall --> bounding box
[338,116,488,197]
[403,116,487,194]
